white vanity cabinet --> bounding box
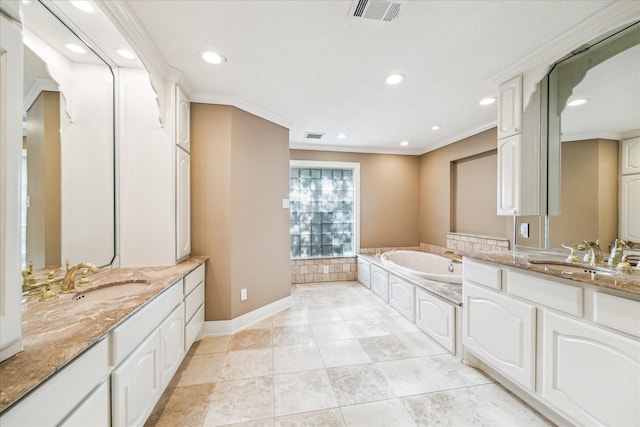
[541,310,640,426]
[357,257,371,289]
[370,264,389,302]
[389,274,415,322]
[497,74,523,139]
[416,288,456,353]
[184,263,205,350]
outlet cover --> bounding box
[241,288,247,301]
[519,222,530,238]
[323,265,329,274]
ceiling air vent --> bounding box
[304,132,325,140]
[350,0,407,23]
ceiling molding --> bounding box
[417,121,498,155]
[489,2,640,85]
[191,93,294,130]
[561,131,623,143]
[289,142,421,156]
[23,78,59,112]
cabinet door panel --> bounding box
[370,265,389,302]
[160,304,185,389]
[497,134,521,215]
[176,147,191,260]
[416,288,455,353]
[357,259,371,289]
[62,381,110,427]
[621,137,640,175]
[175,85,190,152]
[463,283,536,390]
[542,310,640,426]
[498,74,522,139]
[620,174,640,241]
[389,275,415,322]
[112,331,161,427]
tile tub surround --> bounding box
[290,257,357,284]
[148,281,552,427]
[464,250,640,295]
[446,232,510,253]
[0,256,208,413]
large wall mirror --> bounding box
[22,1,115,273]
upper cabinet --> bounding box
[621,137,640,175]
[620,137,640,241]
[497,75,523,139]
[175,85,191,153]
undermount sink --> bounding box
[528,260,619,277]
[73,280,152,303]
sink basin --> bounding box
[528,260,619,277]
[73,280,152,303]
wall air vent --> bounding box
[350,0,407,23]
[304,132,325,140]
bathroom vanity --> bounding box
[462,253,640,426]
[0,258,206,426]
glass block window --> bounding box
[290,164,357,258]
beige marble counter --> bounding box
[463,250,640,295]
[0,256,208,414]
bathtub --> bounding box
[380,250,462,284]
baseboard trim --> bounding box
[203,296,292,336]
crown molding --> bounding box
[561,131,623,143]
[23,78,58,112]
[417,120,497,155]
[489,1,640,85]
[191,93,294,130]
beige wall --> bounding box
[548,138,618,249]
[419,127,510,247]
[289,150,420,249]
[191,104,290,321]
[26,91,61,269]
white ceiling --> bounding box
[47,0,640,154]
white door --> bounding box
[621,137,640,175]
[541,310,640,426]
[463,282,536,390]
[498,74,522,139]
[176,147,191,260]
[112,331,161,427]
[175,85,190,152]
[497,134,521,215]
[0,12,23,362]
[620,174,640,241]
[159,304,185,389]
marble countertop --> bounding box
[462,250,640,295]
[357,254,463,306]
[0,256,208,414]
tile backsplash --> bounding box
[446,232,510,252]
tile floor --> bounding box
[146,281,553,427]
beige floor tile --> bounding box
[272,324,315,346]
[340,399,417,427]
[250,318,274,330]
[359,335,415,362]
[375,357,450,396]
[172,353,225,387]
[273,369,338,416]
[420,354,493,388]
[272,308,309,327]
[305,307,343,323]
[188,335,230,355]
[317,339,372,368]
[219,348,273,380]
[221,419,274,427]
[310,321,355,341]
[394,332,450,356]
[205,376,274,426]
[345,319,390,338]
[401,390,485,427]
[273,343,325,374]
[227,328,272,351]
[378,316,421,334]
[275,408,345,427]
[326,364,396,406]
[145,383,215,427]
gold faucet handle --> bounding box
[616,254,635,273]
[561,244,579,263]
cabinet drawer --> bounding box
[593,292,640,337]
[185,304,205,350]
[507,269,583,317]
[184,264,204,295]
[185,281,205,323]
[61,380,110,427]
[463,258,502,290]
[0,339,109,426]
[111,282,182,365]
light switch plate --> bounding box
[282,198,290,209]
[520,222,530,238]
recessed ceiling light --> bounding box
[65,43,87,54]
[337,133,347,139]
[400,141,409,146]
[70,1,94,13]
[202,50,226,65]
[385,74,405,85]
[567,98,590,107]
[479,97,497,106]
[116,48,136,59]
[431,125,441,131]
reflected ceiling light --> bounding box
[65,43,87,54]
[479,97,497,105]
[202,50,226,64]
[116,48,136,59]
[337,133,347,139]
[567,98,590,107]
[431,125,441,130]
[400,140,409,146]
[70,1,94,13]
[385,74,405,85]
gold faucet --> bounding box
[21,261,36,290]
[561,244,580,263]
[48,260,70,283]
[577,240,604,267]
[607,239,630,267]
[60,263,98,294]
